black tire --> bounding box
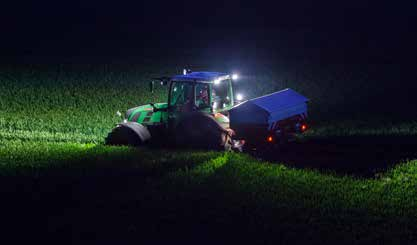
[174,112,232,151]
[105,125,145,146]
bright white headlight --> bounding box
[214,79,220,85]
[232,74,239,80]
[236,93,243,101]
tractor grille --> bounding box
[132,112,141,122]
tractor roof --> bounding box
[171,71,229,83]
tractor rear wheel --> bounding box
[174,112,232,151]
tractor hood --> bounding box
[126,103,167,124]
[229,88,308,128]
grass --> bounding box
[1,63,417,243]
[1,140,417,243]
[0,139,220,176]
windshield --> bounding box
[212,79,233,111]
[169,79,233,113]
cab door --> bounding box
[167,81,194,128]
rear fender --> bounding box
[118,122,151,142]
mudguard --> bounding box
[117,122,151,141]
[105,122,151,146]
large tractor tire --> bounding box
[174,112,232,151]
[105,122,151,146]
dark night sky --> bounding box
[1,0,416,62]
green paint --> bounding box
[127,103,168,125]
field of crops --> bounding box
[1,62,417,243]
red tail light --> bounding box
[301,124,307,132]
[267,136,273,142]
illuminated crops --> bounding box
[2,139,417,243]
[1,63,417,243]
[0,64,168,143]
[1,63,416,144]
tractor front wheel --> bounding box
[105,123,150,146]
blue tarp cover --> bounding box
[250,88,308,113]
[229,88,308,126]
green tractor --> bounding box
[105,71,243,150]
[105,71,309,151]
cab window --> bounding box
[212,79,232,111]
[195,83,210,109]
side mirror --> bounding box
[150,81,154,93]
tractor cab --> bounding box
[161,72,237,130]
[167,72,236,114]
